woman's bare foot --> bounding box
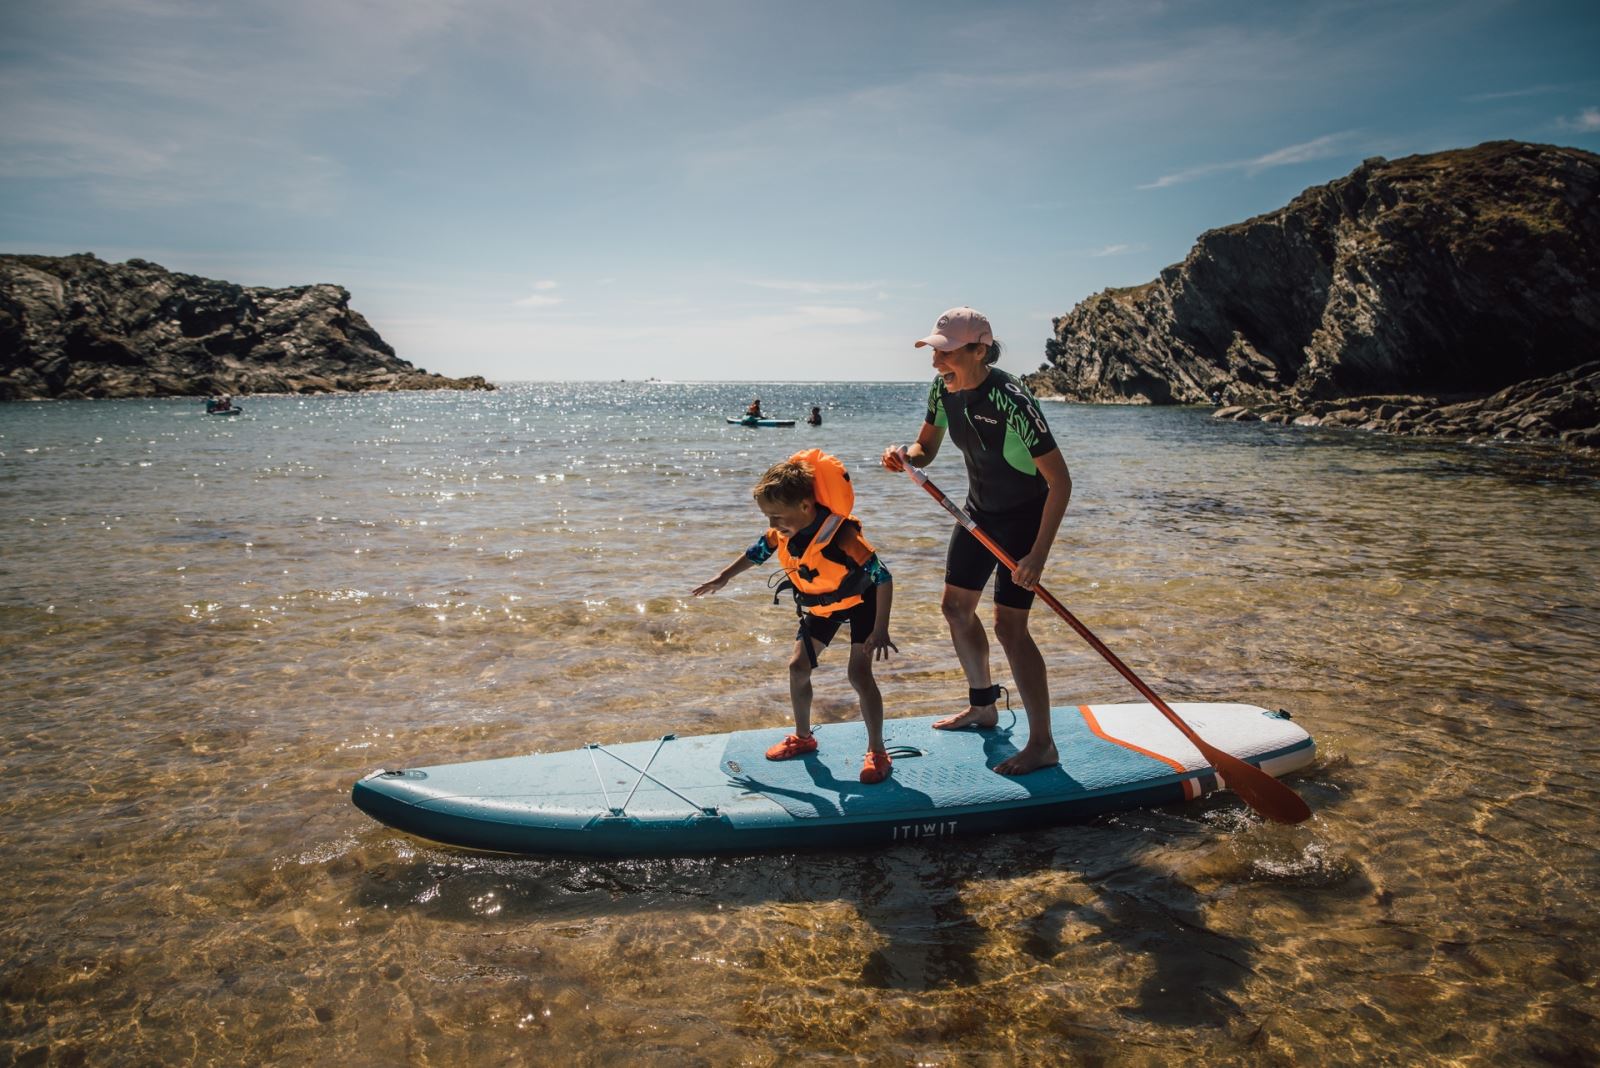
[994,740,1058,775]
[932,703,998,730]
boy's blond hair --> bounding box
[752,459,814,507]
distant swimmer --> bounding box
[807,406,822,426]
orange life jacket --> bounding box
[774,450,870,617]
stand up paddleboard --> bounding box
[352,703,1314,856]
[727,417,796,427]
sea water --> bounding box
[2,381,1598,1064]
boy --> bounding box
[693,451,897,783]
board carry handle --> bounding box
[896,451,1311,825]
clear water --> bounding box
[3,382,1597,1065]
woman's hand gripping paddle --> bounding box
[895,452,1311,825]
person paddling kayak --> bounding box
[881,307,1072,776]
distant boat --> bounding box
[728,416,795,428]
[205,399,242,416]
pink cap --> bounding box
[914,306,994,350]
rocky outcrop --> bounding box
[0,253,492,400]
[1027,141,1600,447]
[1212,361,1600,448]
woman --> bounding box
[882,307,1071,775]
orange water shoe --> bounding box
[859,749,892,784]
[765,733,818,761]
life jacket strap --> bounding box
[770,580,821,668]
[797,613,819,669]
[795,569,871,609]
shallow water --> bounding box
[2,382,1598,1065]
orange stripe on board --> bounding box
[1078,704,1187,773]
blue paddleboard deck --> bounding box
[352,703,1314,856]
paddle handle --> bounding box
[898,455,1311,825]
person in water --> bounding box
[882,307,1072,776]
[807,406,822,426]
[693,451,898,783]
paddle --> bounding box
[895,454,1312,825]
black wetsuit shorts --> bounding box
[798,584,879,649]
[945,497,1048,610]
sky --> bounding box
[2,1,1597,383]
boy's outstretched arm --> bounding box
[693,554,756,597]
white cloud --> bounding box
[511,279,564,307]
[746,278,884,295]
[676,84,924,183]
[0,0,466,210]
[1138,161,1232,190]
[1464,84,1565,103]
[1139,132,1358,190]
[793,306,879,326]
[375,302,903,382]
[462,1,688,99]
[1558,107,1600,132]
[1090,244,1133,257]
[1248,133,1351,169]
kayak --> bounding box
[728,417,795,427]
[206,406,242,416]
[351,702,1314,856]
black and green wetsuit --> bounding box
[925,367,1061,609]
[925,367,1058,513]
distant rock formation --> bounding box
[0,253,493,400]
[1210,361,1600,449]
[1027,141,1600,448]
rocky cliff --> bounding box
[0,253,492,400]
[1026,141,1600,446]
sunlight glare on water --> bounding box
[2,382,1598,1064]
